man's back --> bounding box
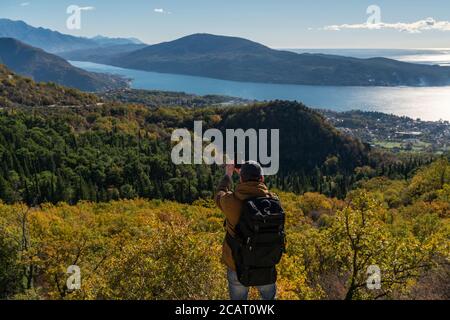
[215,175,277,271]
[215,161,281,300]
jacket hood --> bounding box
[235,181,270,201]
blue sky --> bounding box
[1,0,450,48]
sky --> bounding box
[1,0,450,48]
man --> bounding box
[215,160,278,300]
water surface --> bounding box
[71,60,450,121]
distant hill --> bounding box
[0,19,144,53]
[59,43,147,63]
[104,33,450,87]
[91,35,144,46]
[0,38,128,92]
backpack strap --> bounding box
[223,218,239,236]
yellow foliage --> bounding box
[0,177,448,300]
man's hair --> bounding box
[240,161,264,182]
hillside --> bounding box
[104,34,450,86]
[0,64,374,203]
[0,102,371,204]
[0,64,99,106]
[0,38,127,92]
[0,18,144,53]
[1,65,435,203]
[0,159,448,300]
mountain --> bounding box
[105,33,450,87]
[0,19,145,53]
[4,19,448,87]
[59,43,147,63]
[0,19,96,53]
[0,38,127,92]
[91,35,144,46]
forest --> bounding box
[0,65,448,300]
[1,159,448,300]
[0,101,435,205]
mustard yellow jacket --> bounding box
[215,175,276,271]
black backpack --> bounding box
[226,196,286,287]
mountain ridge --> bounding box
[104,33,450,87]
[0,18,145,53]
[2,18,450,87]
[0,37,127,92]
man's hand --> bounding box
[225,164,235,178]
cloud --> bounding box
[79,6,95,11]
[322,17,450,33]
[154,8,171,14]
[20,2,30,6]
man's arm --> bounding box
[215,165,235,210]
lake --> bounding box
[71,60,450,121]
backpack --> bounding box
[226,196,286,287]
